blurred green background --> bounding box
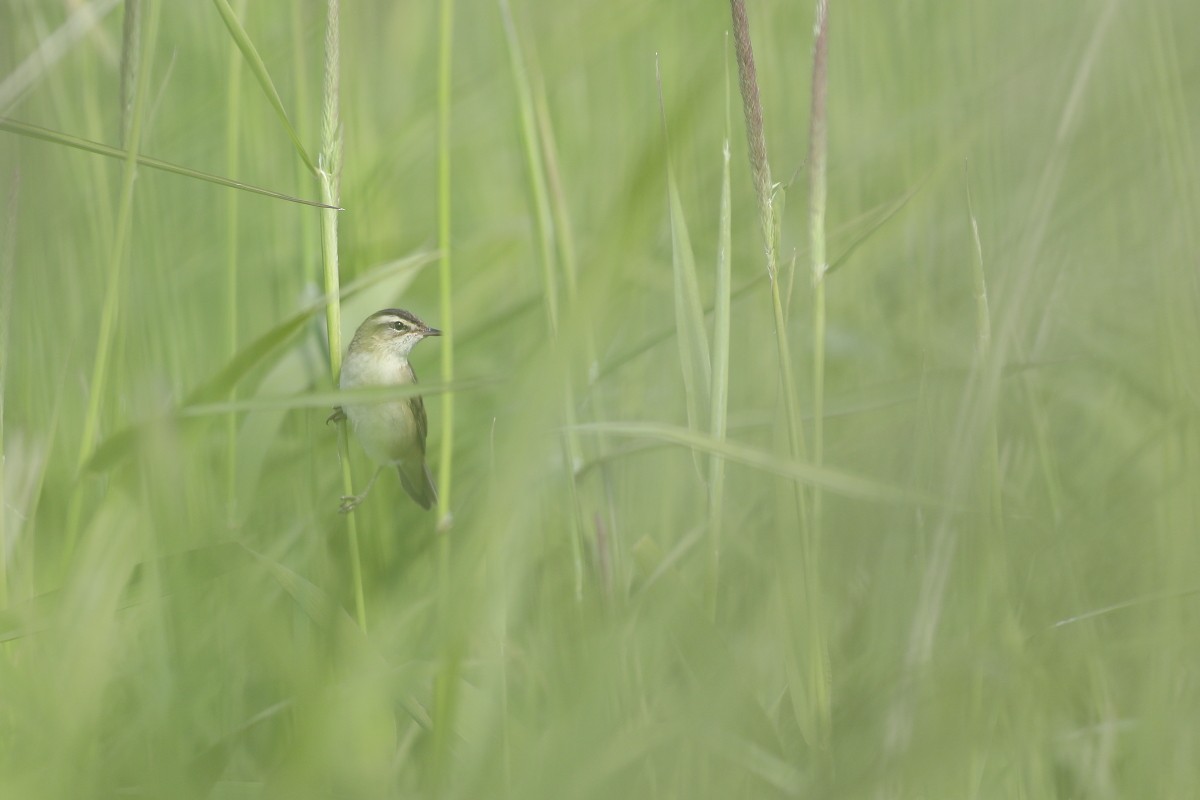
[3,0,1199,797]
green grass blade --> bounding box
[209,0,318,175]
[0,176,17,607]
[498,0,560,335]
[314,0,366,635]
[435,0,457,532]
[118,0,142,145]
[825,179,923,276]
[0,117,338,208]
[183,378,496,417]
[498,0,587,604]
[433,1,460,786]
[222,0,246,521]
[68,0,162,563]
[705,38,734,617]
[805,2,833,750]
[576,421,934,506]
[658,61,712,444]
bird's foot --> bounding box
[339,493,366,514]
[327,406,346,425]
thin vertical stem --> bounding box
[224,0,246,522]
[729,0,828,750]
[78,0,156,468]
[706,37,734,619]
[432,0,461,795]
[436,0,456,533]
[118,0,141,146]
[499,0,559,336]
[806,0,832,750]
[0,175,17,608]
[809,0,829,532]
[729,0,807,491]
[964,164,1002,535]
[319,1,344,376]
[70,0,161,554]
[317,0,366,630]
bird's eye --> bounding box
[391,321,407,332]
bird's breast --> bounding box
[340,354,420,464]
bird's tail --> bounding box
[397,460,437,511]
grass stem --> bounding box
[224,0,246,524]
[436,0,456,533]
[316,0,367,631]
[730,0,828,750]
[808,0,829,537]
[806,0,832,750]
[69,0,161,557]
[705,39,734,619]
[0,175,16,608]
[432,1,461,795]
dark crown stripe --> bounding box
[370,308,426,327]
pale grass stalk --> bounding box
[118,0,140,144]
[706,37,733,619]
[804,0,832,747]
[432,0,462,794]
[808,0,829,536]
[499,0,559,336]
[963,160,1001,800]
[224,0,246,522]
[436,0,456,533]
[729,0,829,749]
[964,163,1002,532]
[729,0,807,516]
[657,58,712,459]
[316,0,367,631]
[0,175,17,607]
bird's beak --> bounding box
[424,327,442,337]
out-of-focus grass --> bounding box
[3,0,1200,797]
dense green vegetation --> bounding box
[3,0,1198,797]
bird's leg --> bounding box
[339,465,383,513]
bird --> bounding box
[330,308,440,512]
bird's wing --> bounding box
[409,365,428,456]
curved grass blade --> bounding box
[575,421,935,506]
[183,376,498,417]
[210,0,318,175]
[825,178,923,276]
[498,0,560,335]
[0,117,338,209]
[657,60,712,447]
